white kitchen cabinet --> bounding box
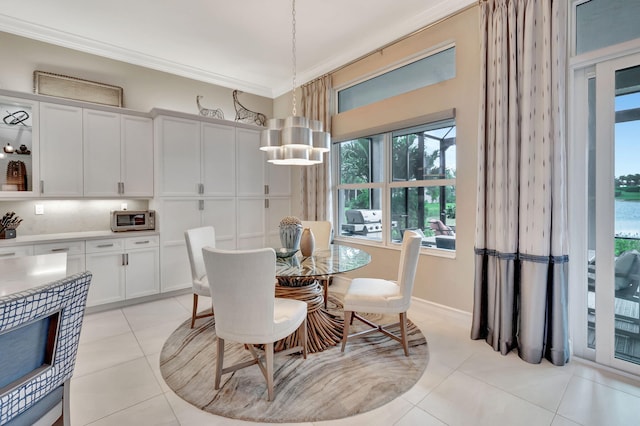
[123,235,159,298]
[121,115,154,197]
[158,198,236,292]
[156,116,201,196]
[83,109,120,197]
[85,239,126,307]
[84,111,153,197]
[39,103,83,197]
[236,127,264,197]
[34,240,85,276]
[202,122,236,197]
[0,245,34,258]
[85,236,159,306]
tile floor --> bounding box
[71,287,640,426]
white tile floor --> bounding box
[71,291,640,426]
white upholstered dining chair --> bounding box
[341,230,422,356]
[202,247,307,401]
[301,220,333,308]
[184,226,216,328]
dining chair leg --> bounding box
[300,317,308,359]
[191,293,199,328]
[215,337,224,390]
[341,311,352,352]
[399,311,409,356]
[265,342,274,401]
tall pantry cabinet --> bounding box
[152,111,291,293]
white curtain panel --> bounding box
[471,0,569,366]
[300,75,332,221]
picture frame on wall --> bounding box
[33,70,124,107]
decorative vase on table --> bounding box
[279,216,303,250]
[300,228,315,256]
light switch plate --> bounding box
[35,204,44,215]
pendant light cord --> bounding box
[291,0,297,116]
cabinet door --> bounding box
[122,115,153,197]
[237,198,265,249]
[157,116,201,196]
[39,103,83,196]
[236,127,264,197]
[85,251,125,306]
[159,199,202,293]
[83,109,121,197]
[202,198,236,249]
[125,247,159,298]
[34,240,85,274]
[0,245,34,258]
[266,161,291,197]
[266,197,291,248]
[67,254,86,276]
[202,122,236,197]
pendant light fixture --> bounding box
[260,0,330,165]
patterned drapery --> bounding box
[300,75,332,221]
[471,0,570,365]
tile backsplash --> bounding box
[0,199,149,236]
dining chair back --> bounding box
[202,247,307,401]
[341,230,422,356]
[0,271,92,426]
[301,220,334,307]
[301,220,333,251]
[184,226,216,328]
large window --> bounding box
[337,46,456,113]
[335,118,456,252]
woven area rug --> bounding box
[159,303,429,423]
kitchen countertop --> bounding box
[0,230,159,247]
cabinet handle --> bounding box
[265,199,269,208]
[97,243,114,248]
[122,253,126,266]
[118,182,124,194]
[264,185,269,195]
[51,248,70,252]
[40,180,44,194]
[134,240,150,245]
[125,253,129,265]
[199,200,204,211]
[198,183,204,194]
[0,252,15,257]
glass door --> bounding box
[587,54,640,373]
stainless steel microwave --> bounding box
[111,210,156,232]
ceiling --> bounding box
[0,0,474,98]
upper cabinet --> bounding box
[156,115,201,196]
[0,95,39,198]
[39,102,83,197]
[84,111,153,197]
[155,115,237,197]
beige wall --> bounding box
[330,6,480,313]
[0,32,273,119]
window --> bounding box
[575,0,640,55]
[335,118,456,252]
[337,46,456,113]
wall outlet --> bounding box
[35,204,44,215]
[121,203,128,210]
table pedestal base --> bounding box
[275,278,344,353]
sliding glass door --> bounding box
[578,53,640,374]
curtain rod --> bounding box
[324,2,478,78]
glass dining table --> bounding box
[274,244,371,353]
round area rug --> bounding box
[160,304,428,423]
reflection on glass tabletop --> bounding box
[275,244,371,278]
